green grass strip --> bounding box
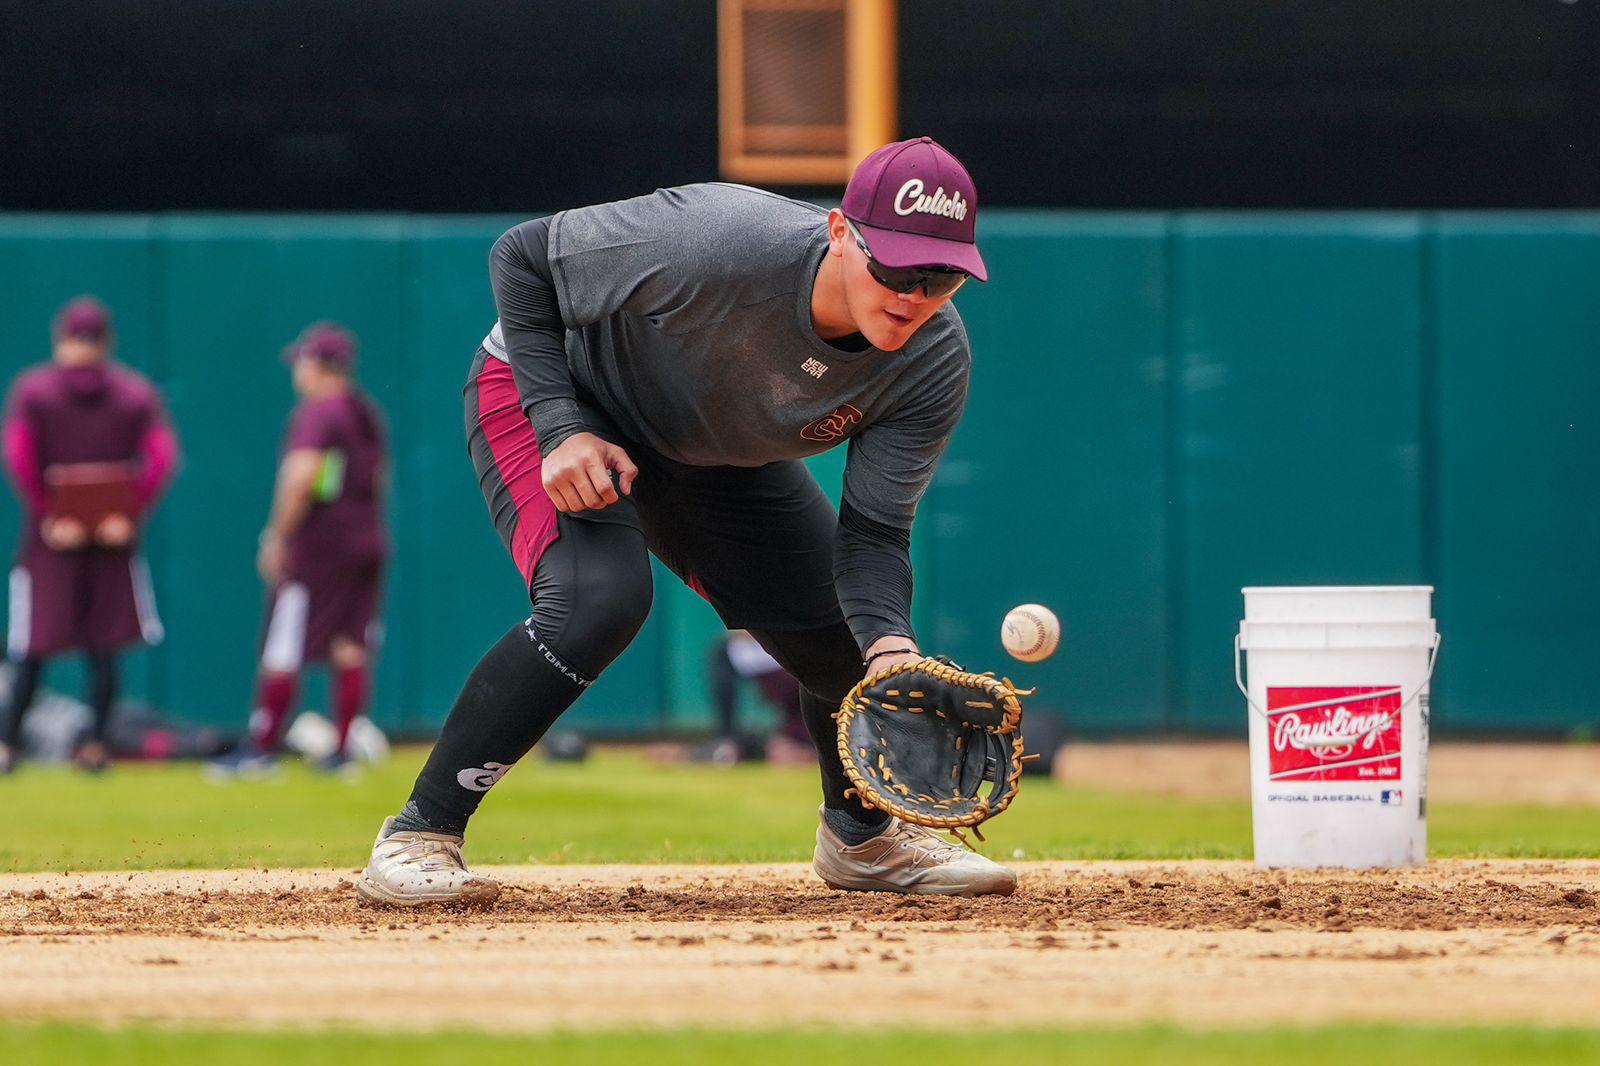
[3,1023,1600,1066]
[0,748,1595,872]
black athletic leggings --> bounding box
[402,513,873,835]
[2,652,119,749]
[531,515,865,805]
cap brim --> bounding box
[854,221,988,282]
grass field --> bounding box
[2,745,1596,1062]
[0,746,1596,872]
[4,1023,1600,1066]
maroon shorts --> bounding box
[259,555,385,672]
[7,538,163,658]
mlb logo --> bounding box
[1381,789,1403,806]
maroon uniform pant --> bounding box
[8,535,161,658]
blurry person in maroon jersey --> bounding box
[698,631,813,765]
[0,296,180,773]
[209,323,389,779]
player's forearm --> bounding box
[134,421,180,512]
[1,416,48,513]
[263,453,318,541]
[491,217,588,454]
[264,490,311,542]
[833,500,917,655]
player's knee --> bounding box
[532,550,653,679]
[800,666,864,708]
[330,640,367,669]
[580,552,654,651]
[756,622,862,705]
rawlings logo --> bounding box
[1266,686,1403,782]
[894,178,968,221]
[1272,707,1393,757]
[800,403,864,443]
[456,761,512,792]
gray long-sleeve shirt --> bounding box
[483,182,973,649]
[483,182,970,530]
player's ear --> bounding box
[826,209,850,258]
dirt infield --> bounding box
[2,860,1597,1031]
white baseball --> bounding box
[1001,603,1060,662]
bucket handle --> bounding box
[1234,630,1441,725]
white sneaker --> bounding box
[356,816,501,908]
[812,810,1018,897]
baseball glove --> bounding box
[836,656,1030,834]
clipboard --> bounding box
[45,462,138,526]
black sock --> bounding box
[822,805,894,846]
[3,657,43,749]
[747,625,893,846]
[798,687,891,845]
[87,652,118,743]
[709,640,738,738]
[392,518,652,838]
[392,620,589,836]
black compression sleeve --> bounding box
[833,500,917,654]
[489,217,588,453]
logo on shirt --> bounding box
[801,357,830,379]
[894,178,969,221]
[800,403,864,443]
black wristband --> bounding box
[863,646,918,667]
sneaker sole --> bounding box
[355,873,501,909]
[813,855,1018,898]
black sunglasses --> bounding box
[846,220,969,299]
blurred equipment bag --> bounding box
[836,657,1029,833]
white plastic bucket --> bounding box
[1237,586,1439,868]
[1242,585,1433,624]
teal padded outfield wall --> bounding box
[0,212,1596,737]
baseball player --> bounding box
[0,297,179,773]
[700,631,812,765]
[209,324,389,777]
[359,137,1013,905]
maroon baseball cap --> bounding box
[842,136,987,281]
[53,296,112,342]
[283,321,358,370]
